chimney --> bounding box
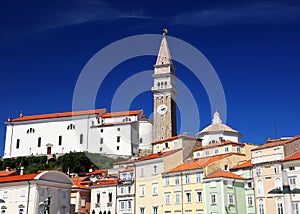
[20,166,24,175]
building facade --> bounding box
[4,109,152,158]
[0,170,72,214]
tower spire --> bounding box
[155,28,173,66]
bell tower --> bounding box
[152,29,177,141]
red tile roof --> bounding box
[194,140,244,151]
[86,169,107,176]
[283,151,300,162]
[231,160,252,170]
[101,110,143,118]
[92,179,118,187]
[0,170,17,177]
[251,136,300,151]
[136,149,182,162]
[205,171,246,180]
[0,173,39,183]
[9,109,106,122]
[167,153,234,173]
[71,178,90,190]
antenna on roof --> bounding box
[274,122,278,139]
[19,111,23,117]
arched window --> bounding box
[26,128,35,134]
[67,124,75,130]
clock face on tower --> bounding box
[157,104,168,115]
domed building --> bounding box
[195,111,242,146]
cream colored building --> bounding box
[251,136,300,214]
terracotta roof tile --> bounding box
[120,167,134,172]
[0,170,17,177]
[283,151,300,162]
[251,136,300,151]
[9,109,106,122]
[167,153,234,173]
[137,149,182,162]
[92,179,118,187]
[101,110,143,118]
[86,169,107,176]
[231,160,252,170]
[0,173,38,183]
[71,178,90,190]
[205,171,246,180]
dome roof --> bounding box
[196,111,241,136]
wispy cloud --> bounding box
[170,2,300,26]
[34,0,151,31]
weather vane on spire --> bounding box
[163,28,168,36]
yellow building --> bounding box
[134,149,184,214]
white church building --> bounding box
[3,108,152,159]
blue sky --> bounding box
[1,0,300,157]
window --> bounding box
[128,200,132,209]
[120,187,124,194]
[38,137,41,147]
[153,207,158,214]
[185,211,192,214]
[100,129,103,133]
[275,178,281,189]
[186,192,191,203]
[108,192,112,202]
[236,146,241,153]
[81,197,86,208]
[228,193,234,204]
[289,177,297,189]
[227,180,233,187]
[205,150,210,156]
[99,147,103,152]
[153,165,158,174]
[117,136,121,142]
[165,176,170,186]
[257,180,264,196]
[140,208,145,214]
[292,202,299,214]
[96,193,100,203]
[128,186,131,193]
[196,191,202,202]
[175,175,180,185]
[247,195,254,207]
[225,147,229,153]
[256,167,262,176]
[58,135,62,145]
[215,148,219,154]
[67,124,75,130]
[120,201,125,210]
[165,193,170,204]
[210,193,217,205]
[277,201,284,214]
[16,139,20,149]
[196,152,200,158]
[19,209,24,214]
[290,166,295,171]
[274,165,280,174]
[185,174,190,184]
[224,164,229,171]
[100,138,103,144]
[80,134,83,144]
[259,203,265,214]
[174,141,178,148]
[139,138,143,143]
[164,142,169,148]
[140,185,145,197]
[175,192,181,204]
[117,127,120,131]
[196,172,201,183]
[27,128,35,134]
[210,181,216,188]
[140,168,145,177]
[117,146,120,150]
[152,183,158,195]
